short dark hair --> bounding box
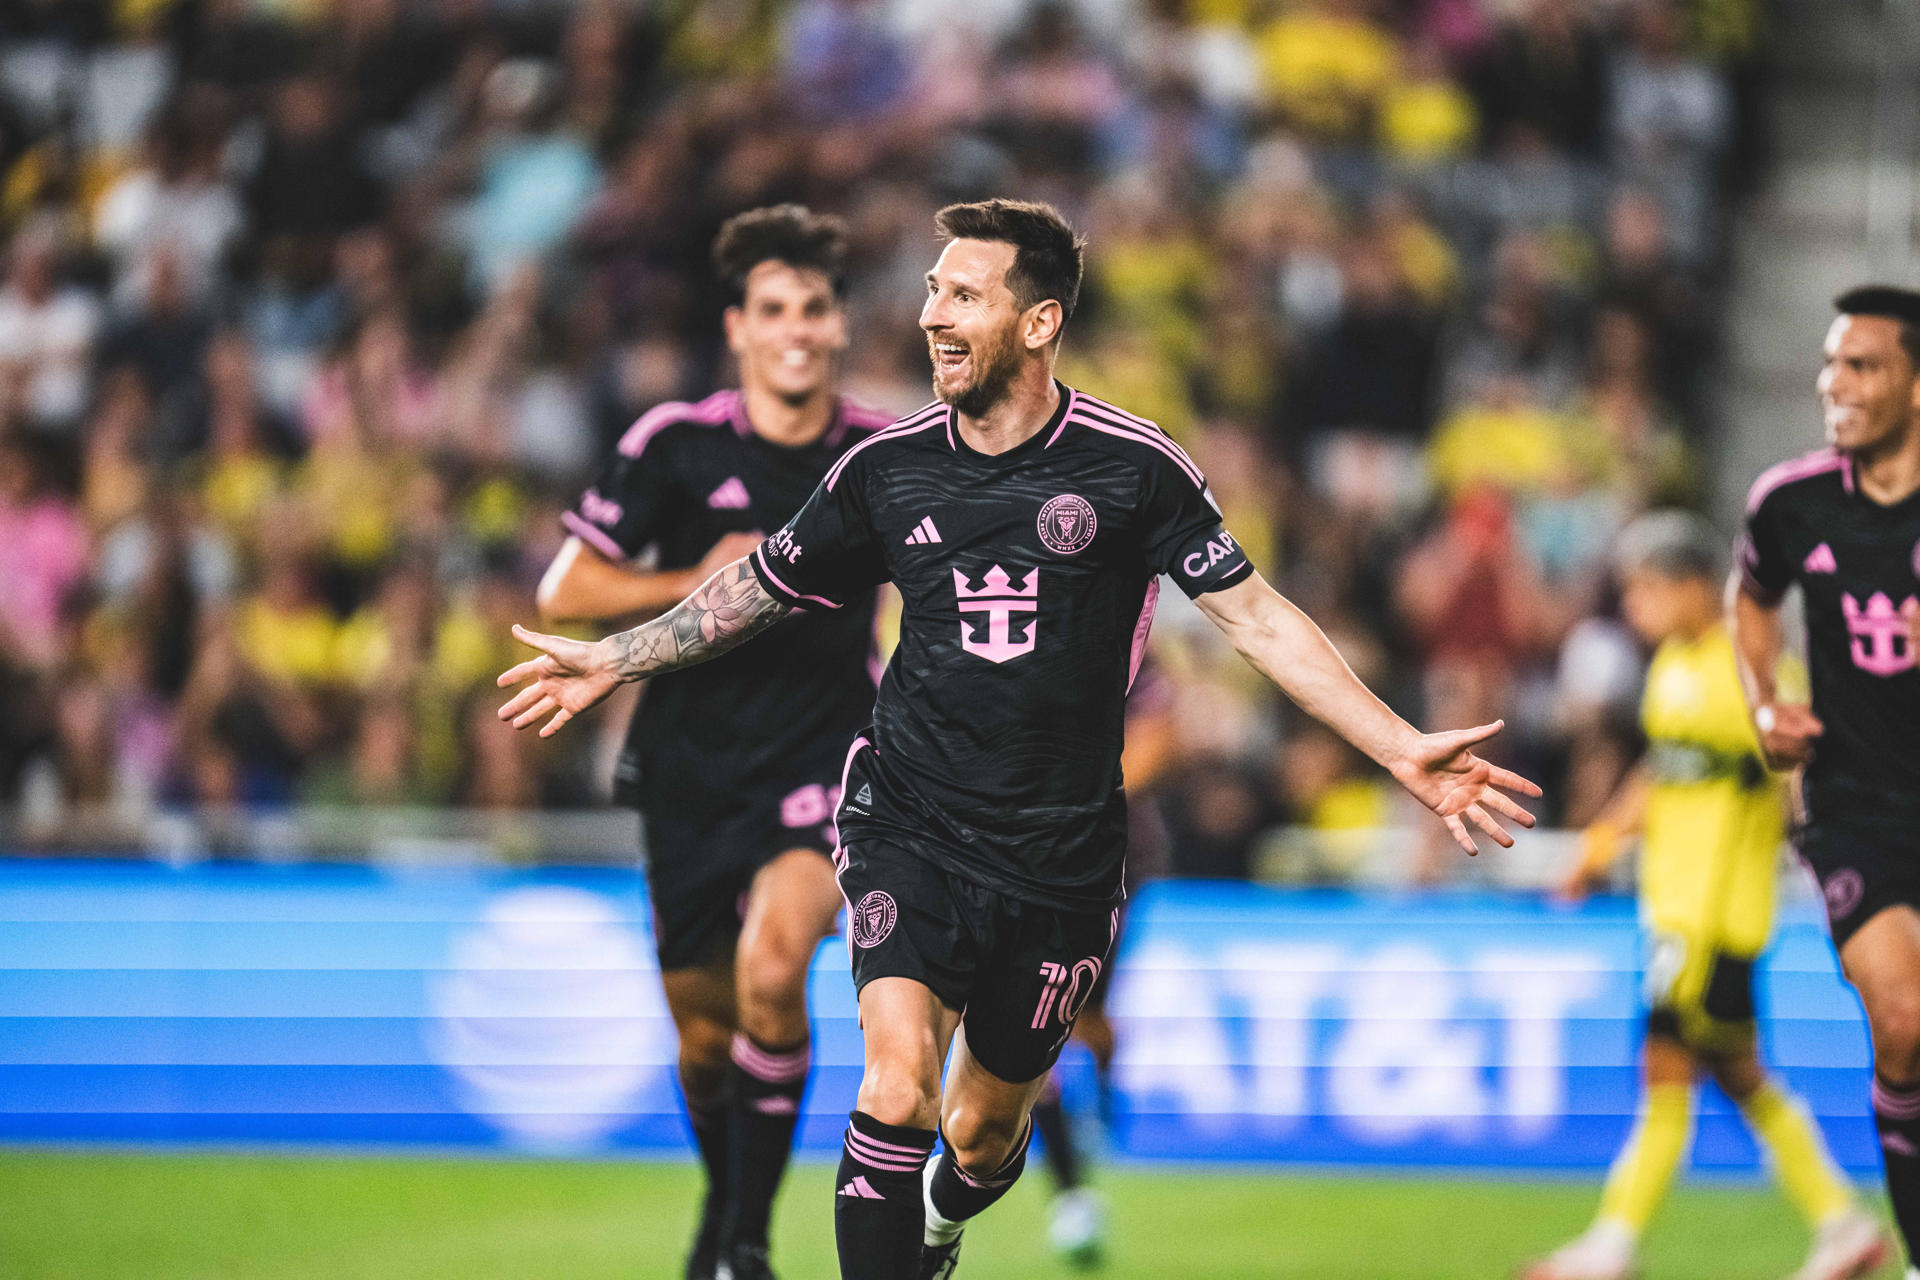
[1835,284,1920,366]
[933,198,1086,323]
[712,204,849,306]
[1615,509,1723,584]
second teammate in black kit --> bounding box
[536,205,891,1280]
[1732,286,1920,1278]
[499,199,1541,1280]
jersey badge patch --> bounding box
[850,891,897,948]
[1037,494,1097,555]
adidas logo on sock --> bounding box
[904,516,943,545]
[855,783,873,806]
[838,1176,884,1199]
[708,477,751,509]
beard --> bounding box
[931,324,1022,418]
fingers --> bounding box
[1443,813,1478,856]
[512,694,558,731]
[539,706,574,738]
[1464,803,1514,848]
[1486,765,1543,798]
[1428,720,1505,755]
[497,681,550,721]
[511,623,569,656]
[1480,788,1537,828]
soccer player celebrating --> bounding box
[536,205,892,1280]
[1526,511,1883,1280]
[499,199,1540,1280]
[1732,286,1920,1279]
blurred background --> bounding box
[0,0,1911,1276]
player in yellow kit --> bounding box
[1526,511,1886,1280]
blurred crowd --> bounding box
[0,0,1764,878]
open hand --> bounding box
[1386,719,1542,855]
[496,624,621,738]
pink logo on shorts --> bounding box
[1037,495,1097,555]
[851,891,897,949]
[1825,868,1866,921]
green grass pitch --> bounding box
[0,1150,1888,1279]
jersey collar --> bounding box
[946,381,1073,464]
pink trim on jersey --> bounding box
[1843,454,1857,493]
[616,390,739,458]
[1127,577,1160,691]
[1045,388,1080,447]
[831,735,870,967]
[1745,448,1846,514]
[945,410,957,451]
[753,545,844,610]
[1070,411,1209,491]
[1068,393,1209,488]
[823,403,945,491]
[827,398,899,449]
[560,510,627,561]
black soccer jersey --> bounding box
[749,385,1255,908]
[565,390,894,812]
[1738,447,1920,818]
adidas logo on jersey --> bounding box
[707,477,751,509]
[904,516,943,545]
[838,1176,884,1199]
[1804,542,1837,574]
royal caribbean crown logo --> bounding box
[954,565,1038,663]
[1842,591,1918,676]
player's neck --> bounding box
[955,370,1059,456]
[740,383,835,447]
[1851,428,1920,506]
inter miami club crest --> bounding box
[1038,494,1097,555]
[851,890,897,949]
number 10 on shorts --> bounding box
[1032,958,1103,1031]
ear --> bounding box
[1023,300,1063,351]
[723,305,744,355]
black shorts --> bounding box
[640,779,841,971]
[833,838,1119,1085]
[1644,935,1756,1055]
[1799,813,1920,950]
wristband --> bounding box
[1755,705,1777,733]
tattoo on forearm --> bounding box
[610,559,790,681]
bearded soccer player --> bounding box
[1732,286,1920,1278]
[499,199,1540,1280]
[1527,511,1882,1280]
[537,205,891,1280]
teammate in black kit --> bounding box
[535,205,891,1280]
[497,199,1541,1280]
[1732,286,1920,1278]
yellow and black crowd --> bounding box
[0,0,1764,876]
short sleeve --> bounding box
[562,434,674,562]
[750,462,886,610]
[1139,453,1255,598]
[1735,487,1791,605]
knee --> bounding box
[1870,999,1920,1083]
[736,937,814,1042]
[856,1059,941,1131]
[678,1018,732,1078]
[940,1100,1026,1174]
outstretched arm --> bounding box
[497,557,790,737]
[1195,572,1541,854]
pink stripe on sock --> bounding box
[846,1129,933,1157]
[1873,1078,1920,1119]
[844,1135,928,1172]
[731,1034,810,1084]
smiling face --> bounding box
[1818,314,1920,456]
[725,260,847,406]
[919,238,1040,418]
